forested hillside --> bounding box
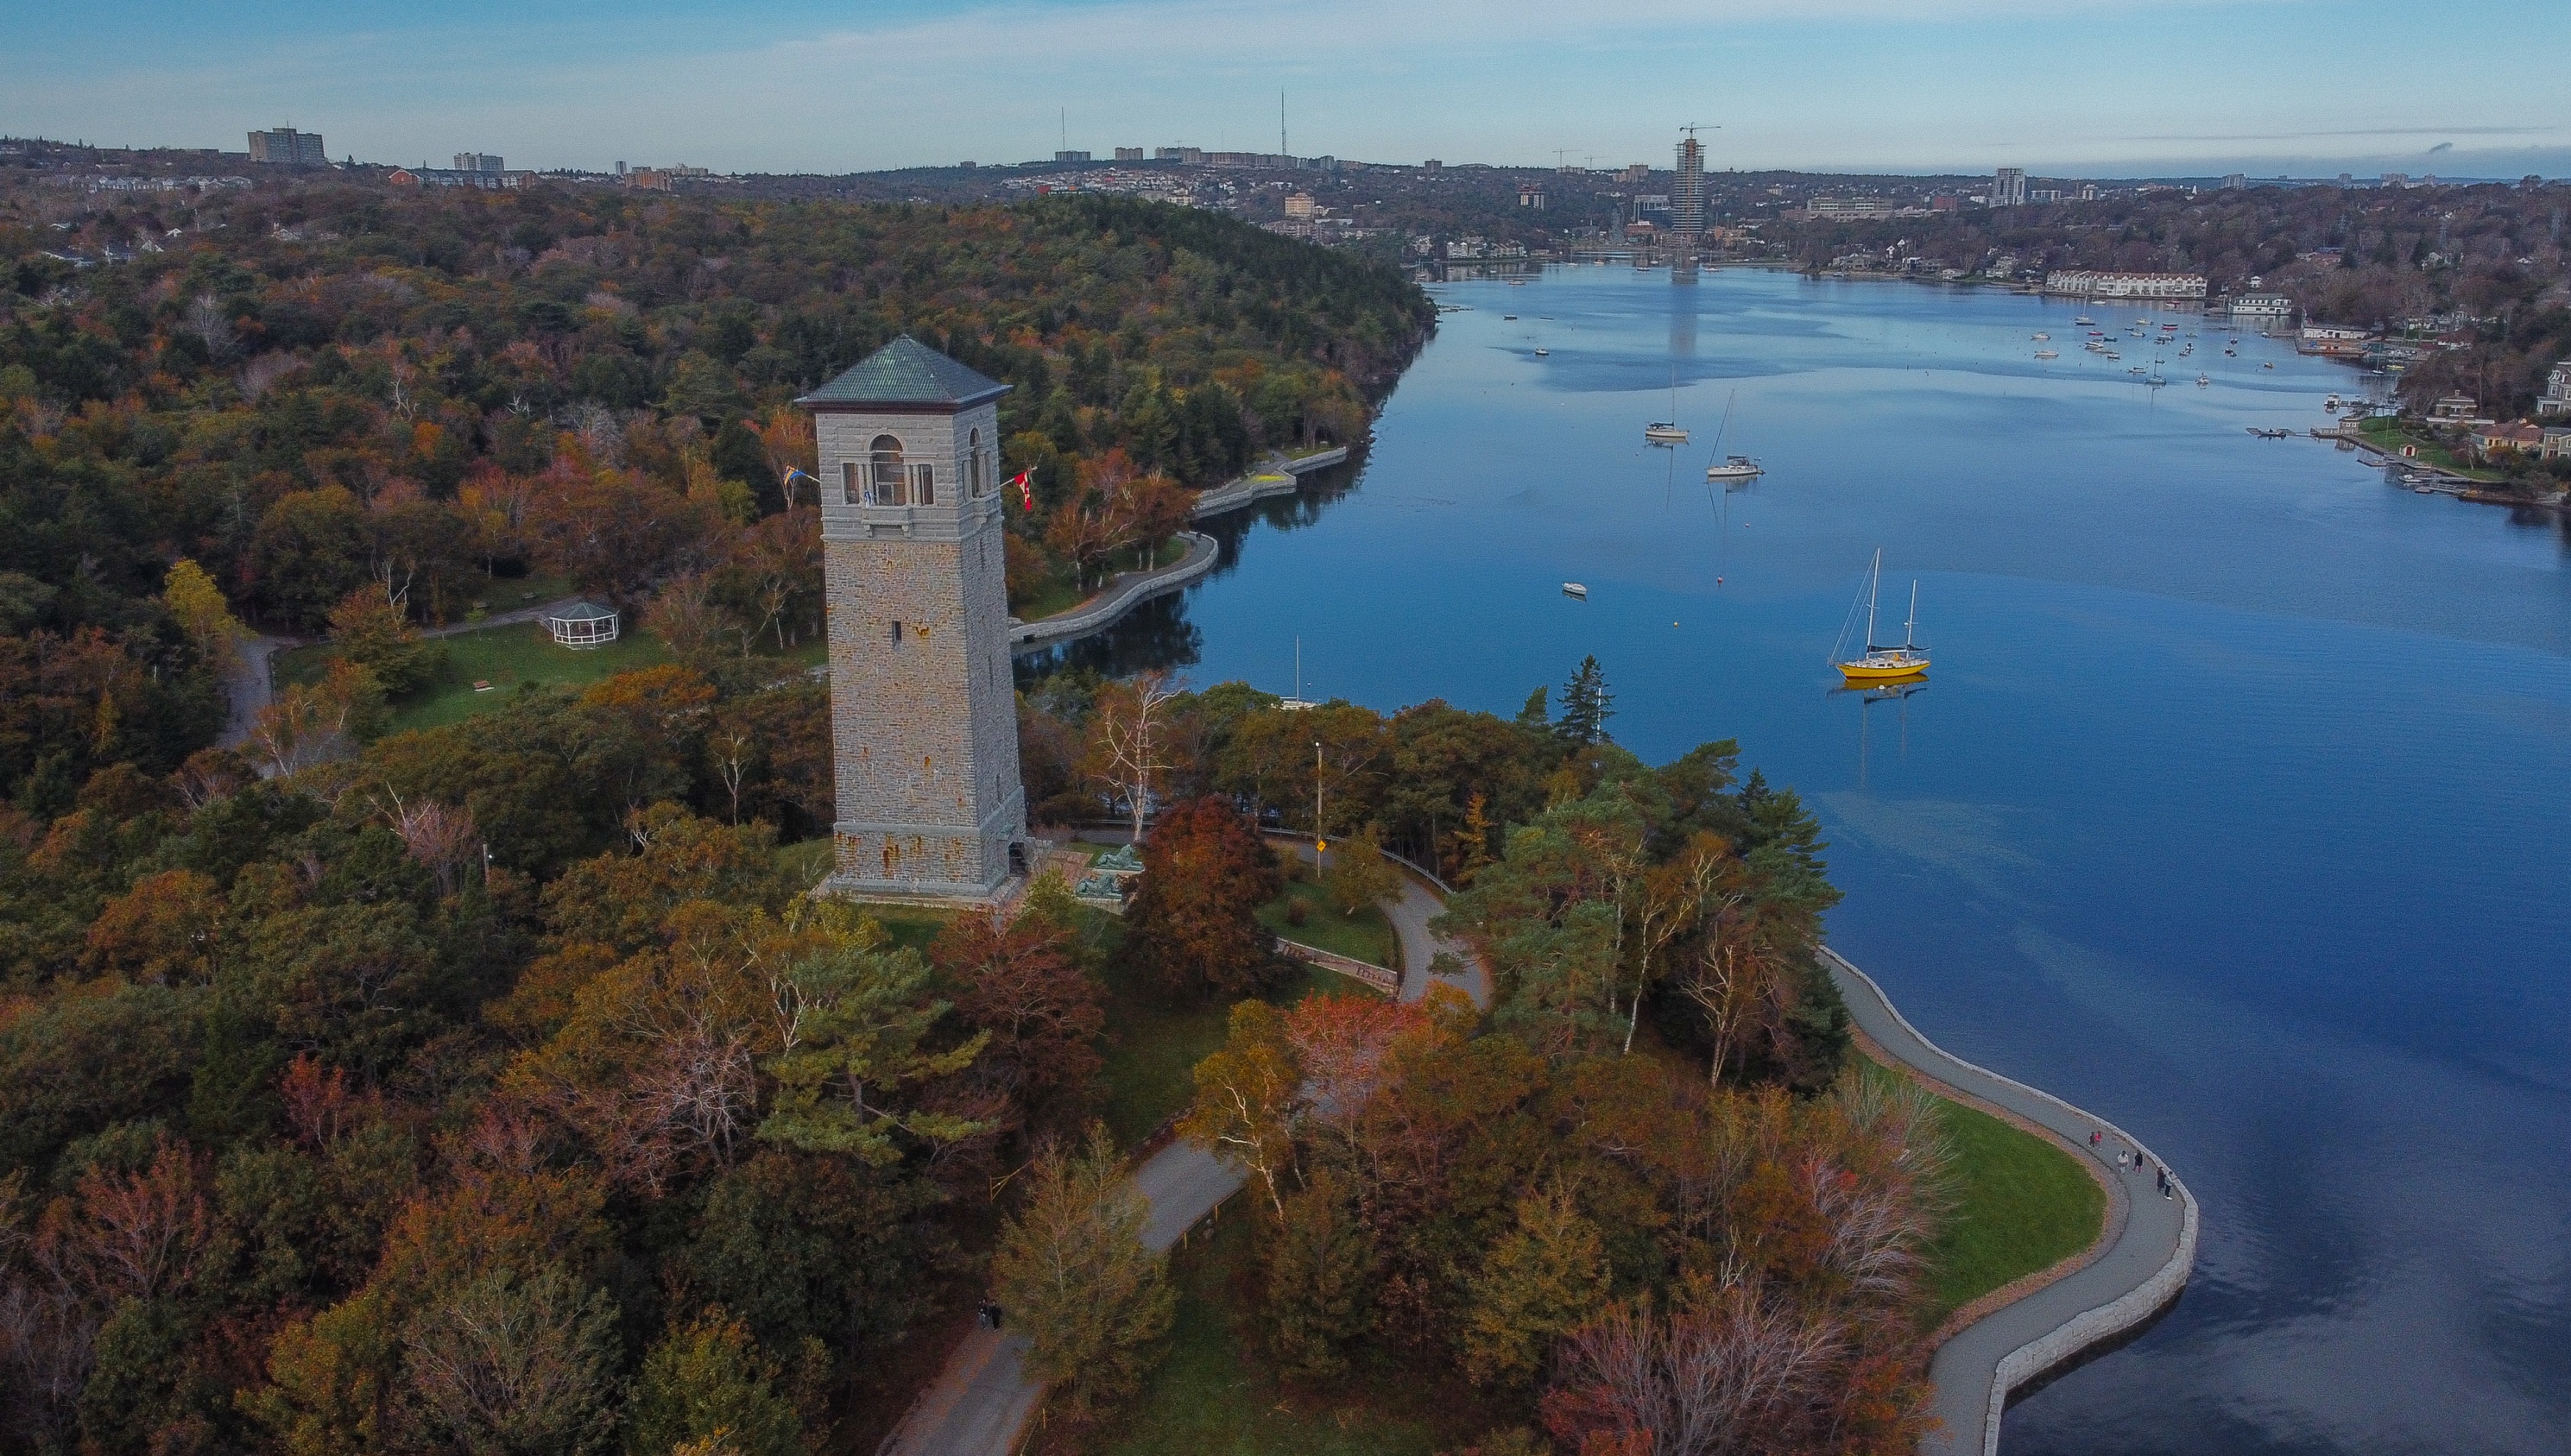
[0,181,1432,814]
[1769,180,2571,415]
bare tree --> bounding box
[1083,670,1183,843]
[1548,1286,1843,1456]
[376,790,480,896]
[182,293,234,357]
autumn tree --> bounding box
[395,1263,621,1456]
[932,904,1105,1127]
[1122,796,1282,1000]
[989,1125,1176,1418]
[327,589,445,696]
[1178,1000,1304,1218]
[624,1308,808,1456]
[1320,827,1399,919]
[1459,1184,1612,1384]
[161,558,243,678]
[81,868,222,983]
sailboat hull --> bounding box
[1836,655,1929,684]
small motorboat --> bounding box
[2035,350,2058,359]
[2263,362,2276,369]
[1533,347,1550,356]
[2196,374,2210,386]
[1562,582,1589,598]
[2325,394,2341,410]
[2032,332,2051,340]
[1706,454,1763,482]
[1503,313,1518,320]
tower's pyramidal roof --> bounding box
[797,335,1011,408]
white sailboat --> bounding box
[1646,372,1690,444]
[1702,389,1763,482]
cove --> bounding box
[1024,263,2571,1455]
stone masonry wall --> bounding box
[815,398,1025,897]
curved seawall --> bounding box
[1822,948,2200,1456]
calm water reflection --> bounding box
[1033,265,2571,1454]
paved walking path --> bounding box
[217,633,296,751]
[1009,532,1217,650]
[881,854,1487,1456]
[1822,948,2198,1456]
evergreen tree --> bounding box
[1513,686,1550,729]
[1459,1185,1612,1385]
[1261,1166,1379,1379]
[1555,657,1614,746]
[990,1125,1178,1417]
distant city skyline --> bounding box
[5,0,2568,180]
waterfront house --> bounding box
[2430,395,2490,425]
[2470,422,2546,459]
[2541,426,2571,462]
[2539,362,2571,419]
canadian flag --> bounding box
[1005,470,1034,508]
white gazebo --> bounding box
[543,599,620,648]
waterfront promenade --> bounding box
[1007,445,1350,652]
[1823,949,2199,1456]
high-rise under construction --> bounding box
[1672,134,1706,243]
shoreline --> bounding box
[1823,947,2199,1456]
[1006,445,1353,652]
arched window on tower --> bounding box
[869,434,906,506]
[969,428,987,497]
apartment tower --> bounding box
[1672,135,1707,242]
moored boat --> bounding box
[1706,454,1763,482]
[1832,551,1929,684]
[1562,582,1588,598]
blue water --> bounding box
[1039,265,2571,1453]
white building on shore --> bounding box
[2043,270,2209,300]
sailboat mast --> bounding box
[1865,550,1881,648]
[1905,580,1917,647]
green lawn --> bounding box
[1072,1209,1507,1456]
[281,621,673,734]
[2356,416,2503,481]
[1095,939,1339,1147]
[777,836,834,891]
[1879,1058,2107,1327]
[1258,877,1397,971]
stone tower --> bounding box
[798,337,1027,899]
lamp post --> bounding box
[1313,740,1325,854]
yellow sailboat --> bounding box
[1833,549,1930,684]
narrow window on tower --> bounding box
[913,463,935,505]
[888,621,902,645]
[870,434,906,506]
[969,428,986,496]
[841,461,859,505]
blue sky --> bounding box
[5,0,2568,178]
